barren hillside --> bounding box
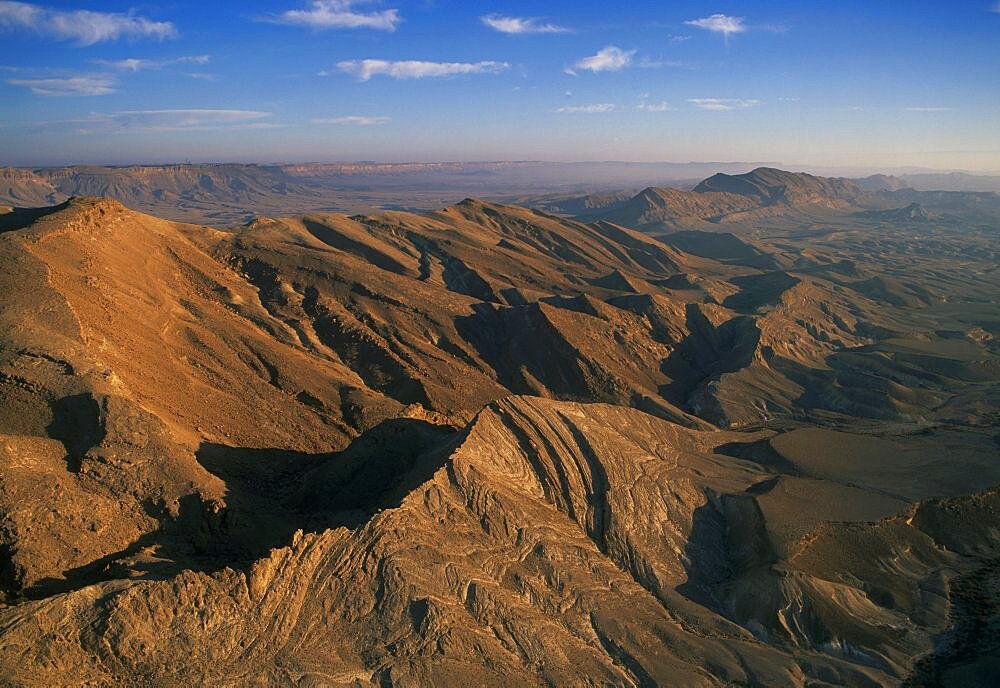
[0,177,998,685]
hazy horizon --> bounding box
[5,159,1000,182]
[2,1,999,171]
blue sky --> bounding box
[1,1,999,170]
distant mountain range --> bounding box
[2,162,999,225]
[535,167,1000,231]
[0,164,334,223]
[860,171,1000,193]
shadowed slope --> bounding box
[0,192,998,686]
[1,396,994,686]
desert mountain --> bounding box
[534,167,887,232]
[854,173,912,192]
[850,172,1000,195]
[0,189,998,685]
[0,164,335,224]
[692,167,867,206]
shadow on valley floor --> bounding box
[0,204,63,233]
[714,437,799,474]
[47,393,103,473]
[675,491,776,613]
[902,556,1000,688]
[659,305,761,404]
[192,416,457,565]
[15,417,457,601]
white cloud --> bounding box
[567,46,634,75]
[92,58,148,72]
[269,1,400,31]
[90,109,272,131]
[686,14,746,40]
[337,59,509,81]
[7,76,115,96]
[92,55,210,72]
[688,98,759,111]
[0,1,175,45]
[992,2,1000,13]
[313,115,390,125]
[481,14,568,34]
[637,101,672,112]
[554,103,615,113]
[904,106,952,112]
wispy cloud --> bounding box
[637,101,672,112]
[566,46,634,75]
[337,59,509,81]
[266,1,400,31]
[7,75,115,96]
[313,115,389,125]
[904,106,952,112]
[554,103,615,113]
[92,55,210,72]
[78,109,274,132]
[481,14,568,34]
[685,14,746,42]
[992,2,1000,13]
[637,57,684,69]
[688,98,759,111]
[0,1,175,46]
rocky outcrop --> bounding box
[3,396,989,686]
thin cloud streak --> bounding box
[313,115,390,125]
[337,59,509,81]
[7,76,115,96]
[0,1,175,45]
[688,98,760,111]
[481,15,568,34]
[266,1,400,31]
[554,103,615,113]
[85,109,273,132]
[637,101,672,112]
[637,57,685,69]
[92,55,210,72]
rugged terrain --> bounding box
[0,169,998,686]
[5,162,1000,227]
[0,162,718,224]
